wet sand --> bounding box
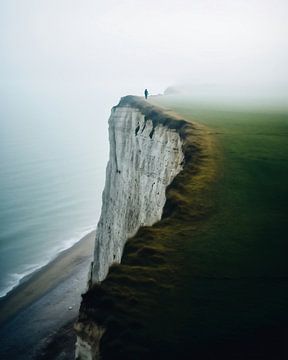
[0,230,96,359]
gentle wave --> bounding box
[0,264,45,298]
[0,225,96,299]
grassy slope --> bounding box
[152,96,288,357]
[153,96,288,277]
[79,96,288,359]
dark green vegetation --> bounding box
[154,96,288,278]
[79,96,288,359]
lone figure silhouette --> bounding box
[144,89,149,99]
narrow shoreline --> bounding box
[0,229,96,327]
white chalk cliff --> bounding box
[91,101,184,283]
[75,96,186,359]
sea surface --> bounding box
[0,89,111,298]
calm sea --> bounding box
[0,90,110,298]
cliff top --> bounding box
[114,95,190,139]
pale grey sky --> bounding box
[0,0,287,100]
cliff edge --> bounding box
[75,96,216,359]
[91,96,186,284]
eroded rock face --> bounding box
[75,322,105,360]
[75,98,185,359]
[92,105,184,283]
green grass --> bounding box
[153,97,288,278]
[78,96,288,359]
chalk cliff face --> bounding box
[75,96,187,359]
[91,102,184,283]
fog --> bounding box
[0,1,287,277]
[1,0,287,102]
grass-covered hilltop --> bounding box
[77,95,288,360]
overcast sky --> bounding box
[1,0,287,101]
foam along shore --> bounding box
[0,229,96,326]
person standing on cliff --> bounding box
[144,89,149,99]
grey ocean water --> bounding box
[0,89,110,298]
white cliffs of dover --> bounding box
[91,102,184,284]
[75,97,185,360]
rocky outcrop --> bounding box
[75,322,105,360]
[75,96,190,359]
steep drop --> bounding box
[91,98,185,284]
[75,96,198,360]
